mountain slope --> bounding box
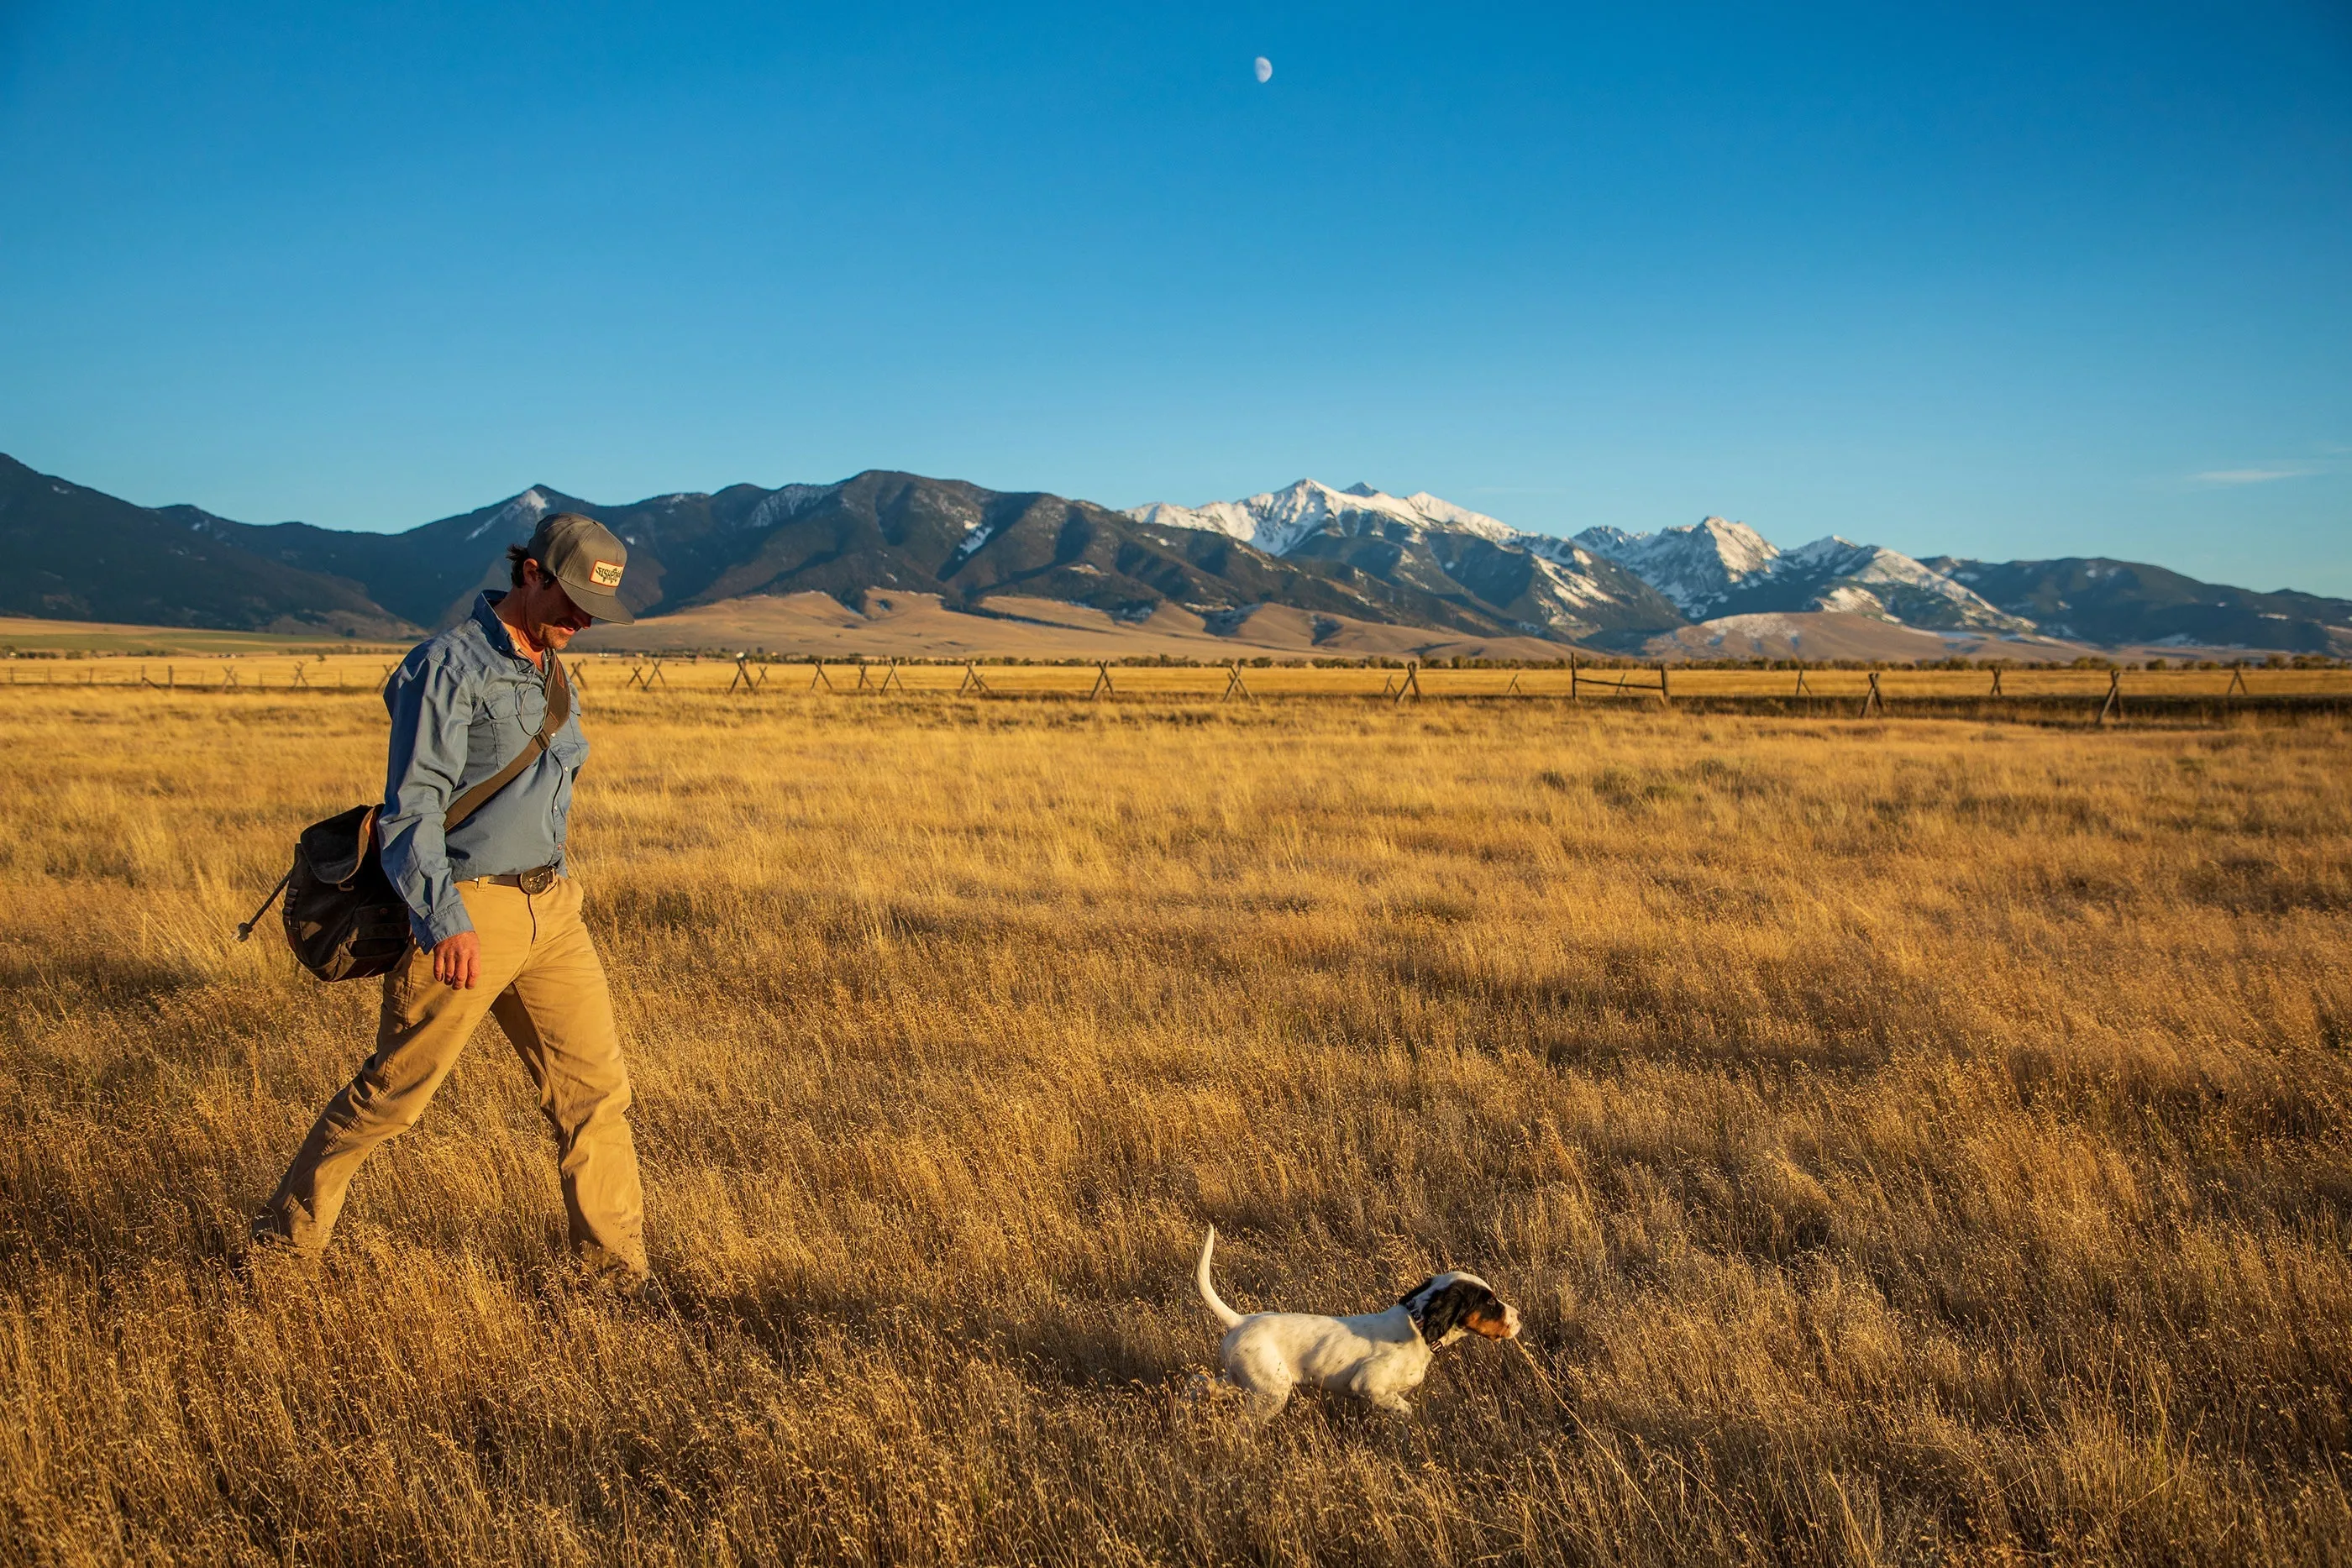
[199,486,586,628]
[718,473,1557,641]
[1572,517,1781,618]
[1127,480,1687,642]
[7,451,2344,657]
[1715,537,2032,632]
[1930,558,2352,653]
[18,459,1582,646]
[0,454,414,635]
[1575,517,2029,633]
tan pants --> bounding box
[256,875,646,1275]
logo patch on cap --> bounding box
[589,559,624,588]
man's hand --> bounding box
[430,931,481,989]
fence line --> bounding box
[4,656,2347,723]
[1571,658,1670,705]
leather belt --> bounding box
[468,865,560,894]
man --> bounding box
[254,511,648,1281]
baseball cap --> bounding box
[523,512,637,624]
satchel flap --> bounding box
[297,804,380,884]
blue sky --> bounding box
[3,2,2348,592]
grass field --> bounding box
[0,618,407,658]
[1,690,2347,1565]
[8,649,2351,703]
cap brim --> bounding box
[559,576,637,625]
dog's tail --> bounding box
[1196,1225,1244,1328]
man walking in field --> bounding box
[253,513,649,1282]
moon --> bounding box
[1254,56,1273,83]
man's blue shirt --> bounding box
[378,591,589,948]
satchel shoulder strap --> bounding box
[444,654,572,832]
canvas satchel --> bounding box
[237,655,573,982]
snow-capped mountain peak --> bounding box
[1399,491,1517,542]
[1573,516,1782,618]
[1123,479,1687,640]
[466,487,555,541]
[1773,537,2029,627]
[1572,518,2031,631]
[1122,481,2037,641]
[1128,479,1520,554]
[742,482,840,534]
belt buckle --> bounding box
[517,866,557,895]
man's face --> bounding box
[520,562,595,649]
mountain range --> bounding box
[3,452,2345,657]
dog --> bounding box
[1194,1225,1521,1419]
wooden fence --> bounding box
[6,652,2349,721]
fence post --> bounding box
[1989,667,2004,696]
[879,658,904,695]
[1858,669,1886,719]
[1393,662,1423,704]
[1569,654,1578,703]
[2097,669,2123,725]
[2225,667,2248,696]
[958,662,990,695]
[1658,664,1671,706]
[1793,663,1813,696]
[1089,662,1115,700]
[810,663,837,693]
[1221,661,1252,703]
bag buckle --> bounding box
[517,866,558,895]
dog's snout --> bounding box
[1501,1303,1522,1338]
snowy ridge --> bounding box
[466,488,554,541]
[1527,553,1606,608]
[1574,517,1781,618]
[742,483,840,534]
[1787,537,1994,603]
[1131,481,2039,637]
[1578,519,2030,632]
[1126,479,1519,557]
[1125,478,1672,638]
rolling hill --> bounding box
[0,454,413,637]
[1924,557,2352,654]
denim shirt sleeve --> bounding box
[377,650,477,949]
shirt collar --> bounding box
[473,590,532,664]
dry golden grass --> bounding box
[2,689,2348,1565]
[10,651,2352,703]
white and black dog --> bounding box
[1194,1225,1521,1419]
